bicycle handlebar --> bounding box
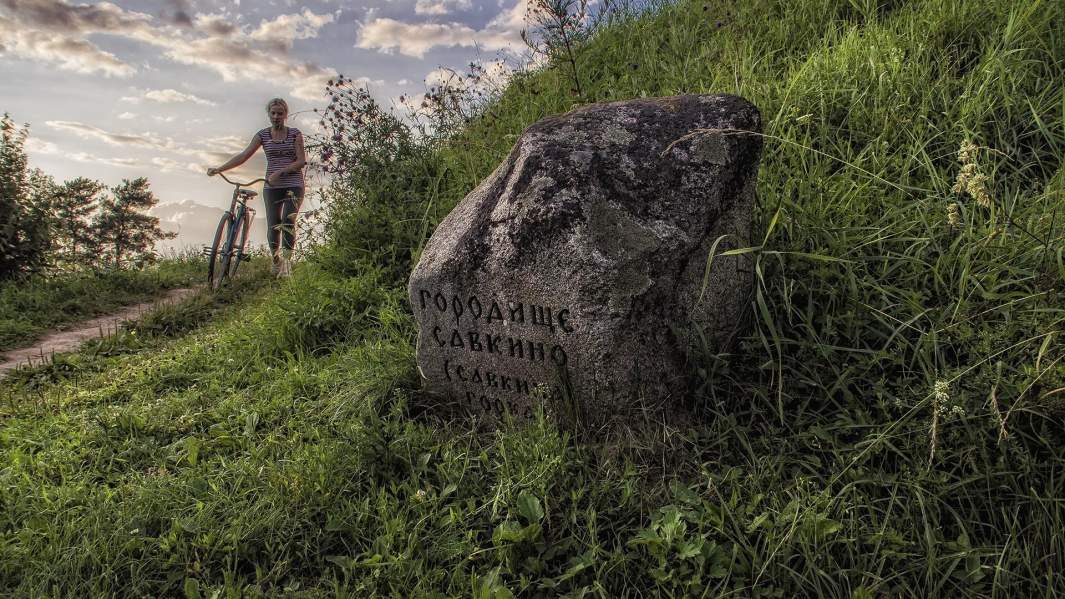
[215,172,266,187]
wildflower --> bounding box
[946,202,961,228]
[933,380,950,413]
[953,139,993,208]
[415,489,427,501]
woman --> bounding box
[207,97,306,278]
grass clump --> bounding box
[1,0,1064,596]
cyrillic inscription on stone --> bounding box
[413,288,575,418]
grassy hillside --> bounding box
[1,0,1063,596]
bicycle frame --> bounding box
[207,173,265,287]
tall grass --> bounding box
[0,0,1063,596]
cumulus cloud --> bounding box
[144,88,216,106]
[0,0,340,99]
[0,15,135,76]
[162,32,338,100]
[250,8,335,51]
[0,0,158,37]
[356,0,527,58]
[118,112,137,119]
[414,0,473,16]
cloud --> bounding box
[162,30,338,100]
[414,0,473,16]
[151,156,201,173]
[0,15,135,76]
[162,0,193,27]
[151,199,225,251]
[192,13,237,37]
[250,8,334,51]
[45,120,178,152]
[118,112,137,119]
[1,1,341,100]
[356,19,479,58]
[355,0,527,58]
[0,0,157,37]
[144,88,216,106]
[25,137,60,155]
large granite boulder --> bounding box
[409,94,763,428]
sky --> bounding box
[0,0,531,252]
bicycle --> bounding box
[205,173,264,289]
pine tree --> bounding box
[92,177,175,270]
[53,177,104,268]
[0,113,51,279]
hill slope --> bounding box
[1,0,1063,596]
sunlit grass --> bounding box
[1,0,1063,596]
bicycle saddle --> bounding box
[237,189,258,198]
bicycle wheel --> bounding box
[227,211,251,279]
[207,212,233,289]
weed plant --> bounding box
[0,0,1063,596]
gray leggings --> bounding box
[263,187,304,253]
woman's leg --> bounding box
[263,188,285,273]
[279,188,305,252]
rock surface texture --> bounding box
[409,94,763,429]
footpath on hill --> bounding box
[0,286,200,375]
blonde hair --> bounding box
[265,97,289,115]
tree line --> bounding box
[0,113,174,280]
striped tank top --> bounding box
[258,127,304,189]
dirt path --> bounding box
[0,286,200,376]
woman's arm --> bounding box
[281,132,307,175]
[207,134,261,176]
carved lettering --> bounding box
[515,379,530,395]
[456,364,467,382]
[487,372,498,388]
[527,341,545,362]
[468,331,483,352]
[557,309,574,333]
[486,334,502,354]
[432,326,446,347]
[467,296,483,319]
[501,375,512,391]
[449,329,464,348]
[493,398,505,416]
[451,295,464,319]
[551,345,568,366]
[419,289,432,309]
[472,369,483,385]
[486,301,505,323]
[508,337,524,359]
[434,292,447,312]
[508,302,525,324]
[443,359,452,380]
[531,305,555,331]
